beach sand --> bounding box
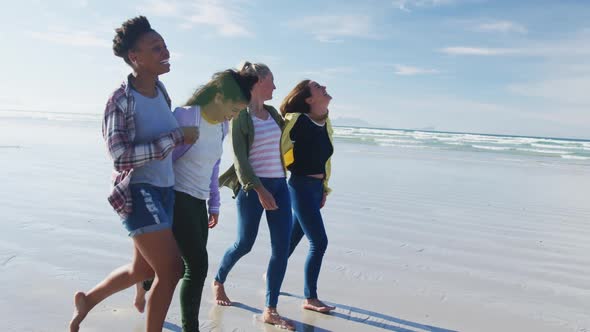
[1,116,589,331]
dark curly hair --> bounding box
[185,69,259,107]
[112,16,155,66]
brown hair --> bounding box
[279,80,311,116]
[184,69,258,107]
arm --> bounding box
[323,158,332,195]
[231,114,262,190]
[208,158,221,215]
[232,113,277,210]
[323,118,334,198]
[103,98,184,172]
[280,113,300,169]
[207,158,221,228]
[171,107,200,161]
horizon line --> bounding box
[2,108,589,142]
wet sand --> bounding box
[1,116,589,331]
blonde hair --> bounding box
[237,61,272,79]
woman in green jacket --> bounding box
[214,62,295,330]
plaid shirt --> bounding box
[102,75,184,218]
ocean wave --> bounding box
[471,145,512,151]
[374,138,420,145]
[516,148,571,154]
[530,143,582,150]
[331,126,590,163]
[561,155,590,160]
[0,110,101,122]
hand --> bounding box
[208,213,219,229]
[181,126,199,145]
[320,192,327,209]
[255,185,278,210]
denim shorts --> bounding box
[122,183,175,237]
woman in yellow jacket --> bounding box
[280,80,336,313]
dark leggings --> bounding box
[173,191,210,332]
[142,191,209,331]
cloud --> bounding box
[0,95,25,110]
[393,0,456,12]
[508,76,590,107]
[382,93,590,138]
[439,46,520,56]
[440,31,590,57]
[29,30,110,48]
[70,0,89,8]
[287,15,380,43]
[475,20,527,34]
[185,2,249,37]
[139,0,180,16]
[440,43,590,57]
[138,0,250,37]
[301,67,356,77]
[393,64,439,75]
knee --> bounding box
[272,241,291,258]
[184,255,209,281]
[156,258,183,284]
[233,240,254,256]
[172,260,184,281]
[311,236,328,254]
[132,264,155,281]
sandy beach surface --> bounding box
[1,115,589,332]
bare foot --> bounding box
[134,282,147,313]
[212,281,232,306]
[302,298,335,313]
[69,292,89,332]
[262,308,295,331]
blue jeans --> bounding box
[288,175,328,299]
[122,184,175,237]
[215,177,292,307]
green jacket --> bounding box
[219,105,285,196]
[281,112,334,195]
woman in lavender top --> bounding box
[135,69,258,332]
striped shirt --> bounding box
[249,114,285,178]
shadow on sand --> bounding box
[279,292,458,332]
[163,321,182,331]
[221,302,332,332]
[165,294,456,332]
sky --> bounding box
[1,0,590,139]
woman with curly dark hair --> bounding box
[68,16,198,332]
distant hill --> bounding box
[331,116,375,128]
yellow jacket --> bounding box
[281,113,334,195]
